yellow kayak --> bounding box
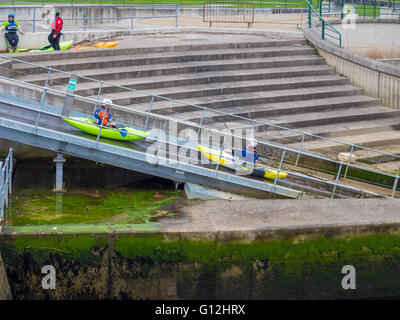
[198,144,288,180]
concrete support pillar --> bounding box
[53,153,66,192]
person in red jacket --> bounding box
[48,10,63,50]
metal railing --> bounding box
[319,0,400,19]
[0,74,393,199]
[0,148,13,224]
[203,1,255,27]
[307,0,342,46]
[3,55,400,165]
[0,4,180,33]
[1,55,400,198]
[377,58,400,65]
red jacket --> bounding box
[53,17,63,32]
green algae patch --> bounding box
[3,231,400,298]
[114,232,400,269]
[1,234,108,264]
[6,188,183,226]
[3,222,161,234]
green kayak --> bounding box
[29,40,74,52]
[63,117,150,141]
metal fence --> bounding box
[0,4,180,33]
[203,1,255,27]
[0,148,13,224]
[0,55,399,198]
[319,0,400,19]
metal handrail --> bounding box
[377,58,400,61]
[0,72,398,198]
[0,148,13,223]
[307,0,342,47]
[2,54,399,163]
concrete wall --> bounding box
[331,21,400,55]
[303,25,400,109]
[0,253,12,300]
[3,225,400,299]
[0,5,187,29]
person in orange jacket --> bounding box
[94,98,116,128]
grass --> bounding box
[6,187,184,226]
[366,46,400,60]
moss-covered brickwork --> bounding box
[2,229,400,299]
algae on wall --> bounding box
[2,230,400,299]
[0,253,12,300]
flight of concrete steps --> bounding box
[11,37,400,174]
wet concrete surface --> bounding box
[160,198,400,236]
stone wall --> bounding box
[0,253,12,300]
[2,227,400,299]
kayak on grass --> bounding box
[62,116,150,141]
[197,144,288,180]
[29,40,74,52]
[72,41,120,50]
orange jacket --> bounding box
[98,110,111,125]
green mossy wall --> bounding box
[2,230,400,299]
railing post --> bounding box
[33,7,36,33]
[176,4,179,28]
[95,105,109,146]
[214,135,227,176]
[93,80,103,114]
[83,7,87,31]
[144,96,155,129]
[295,134,305,167]
[4,163,8,208]
[34,69,52,134]
[131,6,134,30]
[0,161,3,221]
[331,162,343,199]
[319,0,322,19]
[343,144,354,179]
[392,176,399,199]
[197,107,207,137]
[272,150,286,192]
[340,0,344,19]
[157,120,169,163]
[321,20,325,40]
[308,4,312,28]
[8,148,12,195]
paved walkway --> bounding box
[158,198,400,236]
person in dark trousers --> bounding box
[48,10,63,50]
[0,13,24,52]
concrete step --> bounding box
[176,95,378,124]
[256,116,400,145]
[13,46,315,75]
[17,56,326,85]
[208,106,400,133]
[18,38,309,63]
[64,65,335,96]
[92,75,350,105]
[353,145,400,163]
[284,130,400,153]
[130,85,365,115]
